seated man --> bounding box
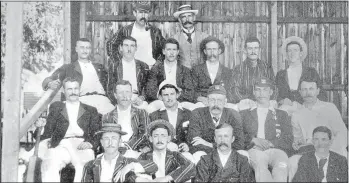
[137,119,195,182]
[145,38,196,112]
[195,123,254,182]
[37,77,101,182]
[103,80,150,158]
[240,77,293,182]
[288,76,348,180]
[292,126,348,182]
[149,82,194,162]
[42,38,114,114]
[106,36,149,109]
[82,123,158,182]
[188,85,245,163]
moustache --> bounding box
[140,17,147,21]
[156,142,164,145]
[69,94,78,97]
[212,106,221,110]
[183,21,193,26]
[106,145,117,148]
[218,143,228,148]
[208,55,218,59]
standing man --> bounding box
[137,119,195,182]
[38,77,101,182]
[172,4,208,69]
[42,38,114,115]
[240,77,293,182]
[231,37,276,107]
[195,123,254,182]
[106,36,149,109]
[107,1,165,68]
[292,126,348,182]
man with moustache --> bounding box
[172,4,208,69]
[231,37,276,109]
[82,122,158,182]
[37,77,101,182]
[240,77,293,182]
[195,123,254,182]
[107,1,165,68]
[106,36,149,109]
[188,85,245,164]
[42,38,114,115]
[102,80,150,158]
[292,126,348,182]
[136,119,195,182]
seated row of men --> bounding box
[22,75,347,182]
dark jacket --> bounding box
[138,150,195,182]
[106,59,149,104]
[41,101,101,149]
[195,149,254,182]
[102,106,150,151]
[149,107,191,145]
[240,107,293,155]
[81,153,158,182]
[145,62,195,102]
[106,23,165,63]
[191,62,234,103]
[42,61,107,93]
[188,107,244,154]
[292,151,348,182]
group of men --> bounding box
[19,1,348,183]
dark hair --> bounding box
[150,124,170,136]
[245,37,260,48]
[113,80,132,93]
[300,72,322,89]
[286,41,303,51]
[159,84,179,96]
[121,36,137,47]
[215,123,234,133]
[77,38,91,44]
[313,126,332,140]
[62,77,81,88]
[162,38,180,50]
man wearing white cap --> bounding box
[172,4,208,69]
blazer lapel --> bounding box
[92,157,102,182]
[77,103,86,126]
[249,108,259,136]
[73,61,82,75]
[60,104,69,122]
[113,155,127,179]
[176,65,182,86]
[264,110,276,139]
[116,62,123,81]
[202,64,212,84]
[213,64,223,85]
[159,110,169,121]
[135,61,141,83]
[212,150,224,169]
[130,107,137,134]
[165,150,174,174]
[176,108,184,130]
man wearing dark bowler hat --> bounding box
[106,1,165,68]
[81,123,158,182]
[172,4,208,69]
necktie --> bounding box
[213,117,219,126]
[318,158,327,180]
[183,31,192,43]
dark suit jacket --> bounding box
[102,106,150,151]
[191,62,234,103]
[292,151,348,182]
[145,62,195,102]
[106,59,149,104]
[42,61,107,93]
[81,153,158,182]
[275,66,327,103]
[240,107,293,155]
[41,101,101,149]
[195,149,254,182]
[188,107,244,154]
[138,150,195,182]
[106,23,165,63]
[149,107,191,145]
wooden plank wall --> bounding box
[83,1,348,117]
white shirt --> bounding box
[164,61,177,84]
[256,107,269,139]
[287,65,302,90]
[206,61,219,84]
[217,150,231,167]
[315,153,329,182]
[153,151,166,178]
[64,102,84,137]
[79,61,106,95]
[131,24,156,67]
[100,154,119,182]
[210,112,222,127]
[122,59,138,92]
[117,106,133,142]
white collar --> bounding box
[182,27,195,34]
[250,102,276,113]
[101,153,119,165]
[117,105,132,113]
[122,58,136,65]
[159,102,183,111]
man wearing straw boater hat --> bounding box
[172,4,208,69]
[107,1,165,68]
[82,122,158,182]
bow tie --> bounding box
[183,30,194,44]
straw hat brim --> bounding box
[95,129,127,136]
[174,10,198,18]
[282,36,308,61]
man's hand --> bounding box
[47,79,61,90]
[252,138,272,151]
[192,137,213,148]
[139,146,151,154]
[113,162,135,182]
[238,99,255,111]
[77,142,93,150]
[178,143,189,152]
[197,96,209,106]
[167,142,179,152]
[35,118,47,128]
[132,96,144,106]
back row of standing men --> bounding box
[35,1,348,182]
